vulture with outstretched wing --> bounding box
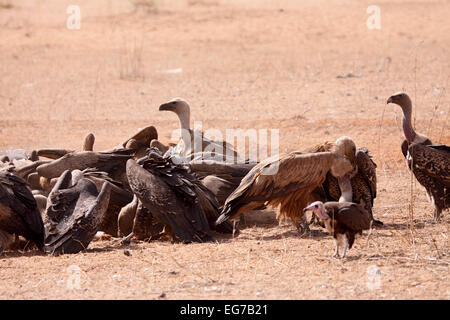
[387,92,449,221]
[303,201,371,258]
[216,136,357,232]
[0,170,44,251]
[44,170,111,254]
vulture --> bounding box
[35,150,133,189]
[306,143,381,225]
[44,170,111,254]
[159,98,240,161]
[216,136,358,232]
[70,169,134,236]
[189,160,257,206]
[0,170,45,250]
[126,148,234,243]
[303,201,371,258]
[387,92,449,221]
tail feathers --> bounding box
[215,212,230,226]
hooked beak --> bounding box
[386,96,393,104]
[159,102,175,112]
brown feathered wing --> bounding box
[216,151,335,226]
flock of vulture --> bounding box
[0,92,448,258]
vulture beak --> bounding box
[386,96,393,104]
[159,102,176,112]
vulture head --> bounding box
[159,98,190,117]
[386,92,412,111]
[159,98,191,132]
[303,201,328,221]
[330,136,356,178]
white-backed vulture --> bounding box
[35,150,133,191]
[126,149,234,243]
[0,170,45,250]
[44,170,111,254]
[387,92,449,221]
[71,169,134,236]
[215,137,357,232]
[159,98,239,161]
[303,201,371,258]
[104,125,159,160]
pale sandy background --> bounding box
[0,0,449,299]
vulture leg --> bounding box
[297,214,310,235]
[119,232,134,245]
[118,196,138,237]
[333,238,340,258]
[341,235,349,258]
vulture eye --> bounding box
[314,205,318,208]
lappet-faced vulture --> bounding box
[126,148,234,243]
[387,92,449,221]
[159,98,239,161]
[303,201,371,258]
[44,170,111,254]
[0,170,44,251]
[306,143,381,226]
[215,136,357,232]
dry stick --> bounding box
[377,104,388,174]
[438,95,450,143]
[408,155,415,245]
[426,86,446,138]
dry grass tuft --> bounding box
[118,36,146,82]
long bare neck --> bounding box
[176,109,192,154]
[400,100,417,143]
[177,110,191,132]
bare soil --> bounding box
[0,0,449,299]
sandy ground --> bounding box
[0,0,449,299]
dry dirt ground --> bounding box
[0,0,449,299]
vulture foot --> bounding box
[297,223,310,236]
[372,219,384,227]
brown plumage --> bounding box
[216,137,357,231]
[308,142,381,225]
[387,92,449,221]
[126,149,234,243]
[303,201,371,258]
[189,160,256,207]
[83,133,95,151]
[36,150,133,190]
[0,170,45,251]
[44,170,111,254]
